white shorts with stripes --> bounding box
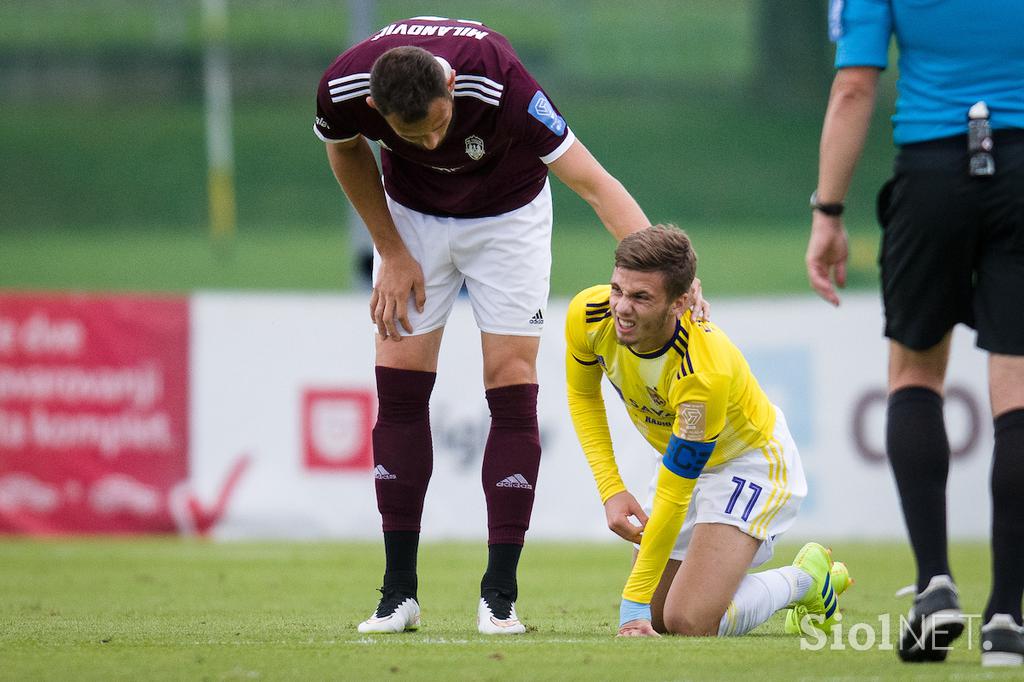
[374,180,553,337]
[640,406,807,567]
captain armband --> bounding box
[662,434,715,480]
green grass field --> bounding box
[0,539,1015,681]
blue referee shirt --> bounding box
[831,0,1024,145]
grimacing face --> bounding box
[608,267,688,352]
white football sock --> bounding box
[718,566,812,636]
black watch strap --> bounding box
[810,191,844,217]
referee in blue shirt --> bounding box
[805,0,1024,667]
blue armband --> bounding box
[620,598,652,627]
[662,435,715,479]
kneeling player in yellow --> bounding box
[566,225,848,637]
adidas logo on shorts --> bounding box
[496,473,533,490]
[529,310,544,326]
[373,465,397,480]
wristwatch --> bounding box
[810,191,844,217]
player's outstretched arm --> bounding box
[326,139,425,338]
[808,67,879,306]
[548,140,649,241]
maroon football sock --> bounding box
[372,366,436,532]
[482,383,541,546]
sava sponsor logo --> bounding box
[371,22,489,42]
[425,164,464,174]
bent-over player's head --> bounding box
[614,224,698,300]
[369,46,451,123]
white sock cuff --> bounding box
[780,565,814,603]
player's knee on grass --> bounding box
[662,608,722,637]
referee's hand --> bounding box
[806,213,848,306]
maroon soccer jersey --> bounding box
[314,17,575,218]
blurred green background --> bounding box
[0,0,897,296]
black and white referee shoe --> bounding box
[478,589,526,635]
[897,574,965,662]
[981,614,1024,667]
[357,587,420,633]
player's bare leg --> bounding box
[648,524,828,637]
[375,326,445,371]
[359,328,445,633]
[481,333,539,388]
[888,334,951,394]
[476,333,541,634]
[982,354,1024,665]
[989,354,1024,418]
[660,523,760,635]
[649,559,681,633]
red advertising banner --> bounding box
[0,294,189,533]
[302,388,375,472]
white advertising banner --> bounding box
[190,292,994,541]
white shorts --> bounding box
[374,181,553,337]
[639,406,807,567]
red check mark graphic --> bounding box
[186,454,250,536]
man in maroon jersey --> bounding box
[314,16,651,635]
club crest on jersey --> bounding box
[528,91,566,136]
[646,386,666,408]
[464,135,485,160]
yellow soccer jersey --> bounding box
[565,284,777,605]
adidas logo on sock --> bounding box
[529,309,544,325]
[374,465,397,480]
[496,473,533,490]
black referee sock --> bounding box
[382,530,419,599]
[481,543,522,604]
[886,387,952,592]
[984,409,1024,625]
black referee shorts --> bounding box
[876,128,1024,354]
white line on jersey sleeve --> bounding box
[453,90,500,106]
[329,79,371,96]
[331,88,371,103]
[328,72,372,87]
[539,128,576,164]
[453,82,503,100]
[454,74,504,91]
[312,124,359,144]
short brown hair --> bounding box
[369,46,449,123]
[614,224,697,299]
